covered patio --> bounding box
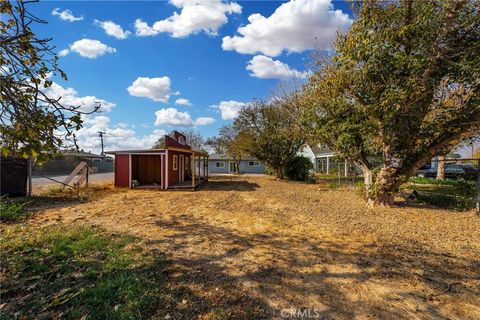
[167,151,209,190]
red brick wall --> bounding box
[114,154,129,187]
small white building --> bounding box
[298,144,350,176]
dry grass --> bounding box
[7,175,480,319]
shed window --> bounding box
[173,155,178,170]
[215,162,225,168]
[248,161,260,167]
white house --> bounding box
[298,144,349,176]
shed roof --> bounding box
[105,149,166,155]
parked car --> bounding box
[417,164,478,180]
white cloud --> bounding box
[155,108,215,127]
[246,55,310,80]
[210,100,245,120]
[52,8,84,22]
[134,0,241,38]
[76,115,168,153]
[194,117,215,126]
[58,49,70,57]
[175,98,192,106]
[60,39,116,59]
[134,19,158,36]
[94,20,131,39]
[127,77,178,102]
[43,81,116,113]
[222,0,352,56]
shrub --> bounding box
[0,196,30,222]
[417,193,475,211]
[409,177,475,188]
[264,164,276,176]
[284,155,313,181]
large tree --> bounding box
[304,0,480,206]
[235,98,305,179]
[1,1,98,160]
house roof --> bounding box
[62,151,105,159]
[310,144,323,155]
[208,154,260,161]
[309,144,334,157]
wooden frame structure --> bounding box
[107,131,208,190]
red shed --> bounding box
[106,131,209,190]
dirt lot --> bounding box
[22,176,480,318]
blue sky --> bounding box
[30,0,353,153]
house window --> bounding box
[215,162,225,168]
[248,161,260,167]
[173,155,178,170]
[178,136,185,145]
[92,158,101,162]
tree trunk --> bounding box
[370,167,397,206]
[436,155,445,180]
[360,165,402,207]
[363,167,374,202]
[275,167,284,180]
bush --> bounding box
[409,176,475,187]
[284,155,313,181]
[416,193,475,211]
[264,164,276,176]
[0,196,30,222]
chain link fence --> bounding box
[406,158,479,211]
[314,158,362,188]
[31,159,114,195]
[314,157,479,212]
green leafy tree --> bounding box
[235,98,305,179]
[304,0,480,205]
[0,1,98,161]
[284,155,313,181]
[205,124,250,174]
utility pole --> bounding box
[98,131,105,156]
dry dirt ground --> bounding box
[27,175,480,319]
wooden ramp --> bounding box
[62,162,88,189]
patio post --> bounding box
[203,156,206,181]
[191,153,195,188]
[197,155,201,181]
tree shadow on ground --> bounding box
[1,225,270,320]
[201,180,260,192]
[4,212,478,319]
[149,213,480,319]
